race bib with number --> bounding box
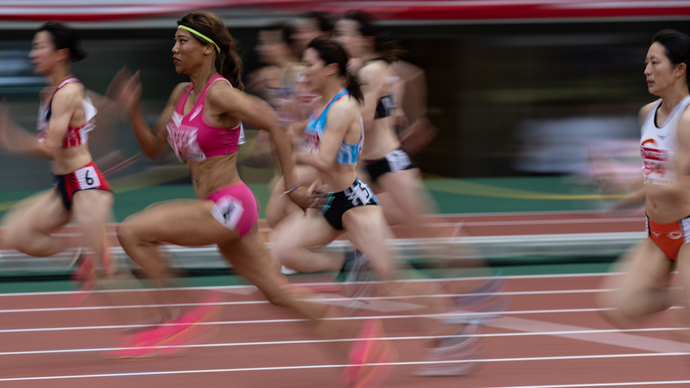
[75,165,100,189]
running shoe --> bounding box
[341,250,375,314]
[70,251,95,282]
[444,275,510,324]
[414,323,483,377]
[342,319,397,388]
[107,325,168,359]
[154,292,223,357]
[68,252,97,307]
[108,292,223,359]
[100,240,116,279]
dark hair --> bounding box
[653,29,690,88]
[264,22,295,48]
[37,22,87,62]
[178,12,244,91]
[302,11,332,33]
[307,37,363,103]
[342,10,402,63]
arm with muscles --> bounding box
[609,188,646,211]
[0,87,79,159]
[120,72,185,160]
[607,102,657,211]
[674,110,690,191]
[358,64,384,133]
[206,84,316,210]
[395,68,440,155]
[288,118,309,150]
[296,98,354,173]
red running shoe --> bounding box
[342,319,397,388]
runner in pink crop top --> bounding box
[167,75,245,162]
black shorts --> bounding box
[364,149,417,183]
[53,162,112,210]
[321,179,378,230]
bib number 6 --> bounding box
[76,166,100,189]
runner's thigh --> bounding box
[2,188,70,236]
[120,199,240,247]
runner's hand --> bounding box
[119,70,142,114]
[105,67,131,103]
[288,183,327,211]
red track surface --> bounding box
[3,210,645,248]
[4,210,684,388]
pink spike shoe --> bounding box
[342,319,397,388]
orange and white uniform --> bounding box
[640,96,690,260]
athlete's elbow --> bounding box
[314,158,334,173]
[142,148,161,160]
[140,142,164,160]
[37,143,57,159]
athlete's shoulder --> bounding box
[358,60,386,77]
[639,100,658,125]
[206,77,237,103]
[52,82,84,110]
[55,81,84,98]
[678,99,690,128]
[332,93,360,116]
[167,82,191,106]
[172,82,191,97]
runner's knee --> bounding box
[264,286,292,308]
[116,219,140,247]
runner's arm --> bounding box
[121,72,184,160]
[208,84,316,209]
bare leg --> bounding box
[377,168,436,228]
[266,165,320,229]
[117,199,240,320]
[598,238,677,328]
[273,211,345,273]
[343,206,456,337]
[220,228,350,363]
[1,189,71,256]
[72,189,115,273]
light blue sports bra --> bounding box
[303,90,363,165]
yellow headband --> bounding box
[178,25,221,54]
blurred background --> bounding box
[0,0,687,271]
[3,1,686,184]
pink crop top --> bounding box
[166,75,244,162]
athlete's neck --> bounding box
[47,63,72,88]
[659,87,690,116]
[320,83,346,108]
[188,65,219,99]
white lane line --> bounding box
[0,289,618,314]
[488,316,690,353]
[257,217,642,234]
[0,306,668,334]
[0,328,686,357]
[0,272,615,297]
[0,352,684,382]
[482,380,690,388]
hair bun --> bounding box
[71,47,87,62]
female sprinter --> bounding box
[0,22,114,304]
[599,30,690,332]
[115,13,394,380]
[264,14,332,230]
[272,37,480,378]
[333,11,435,229]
